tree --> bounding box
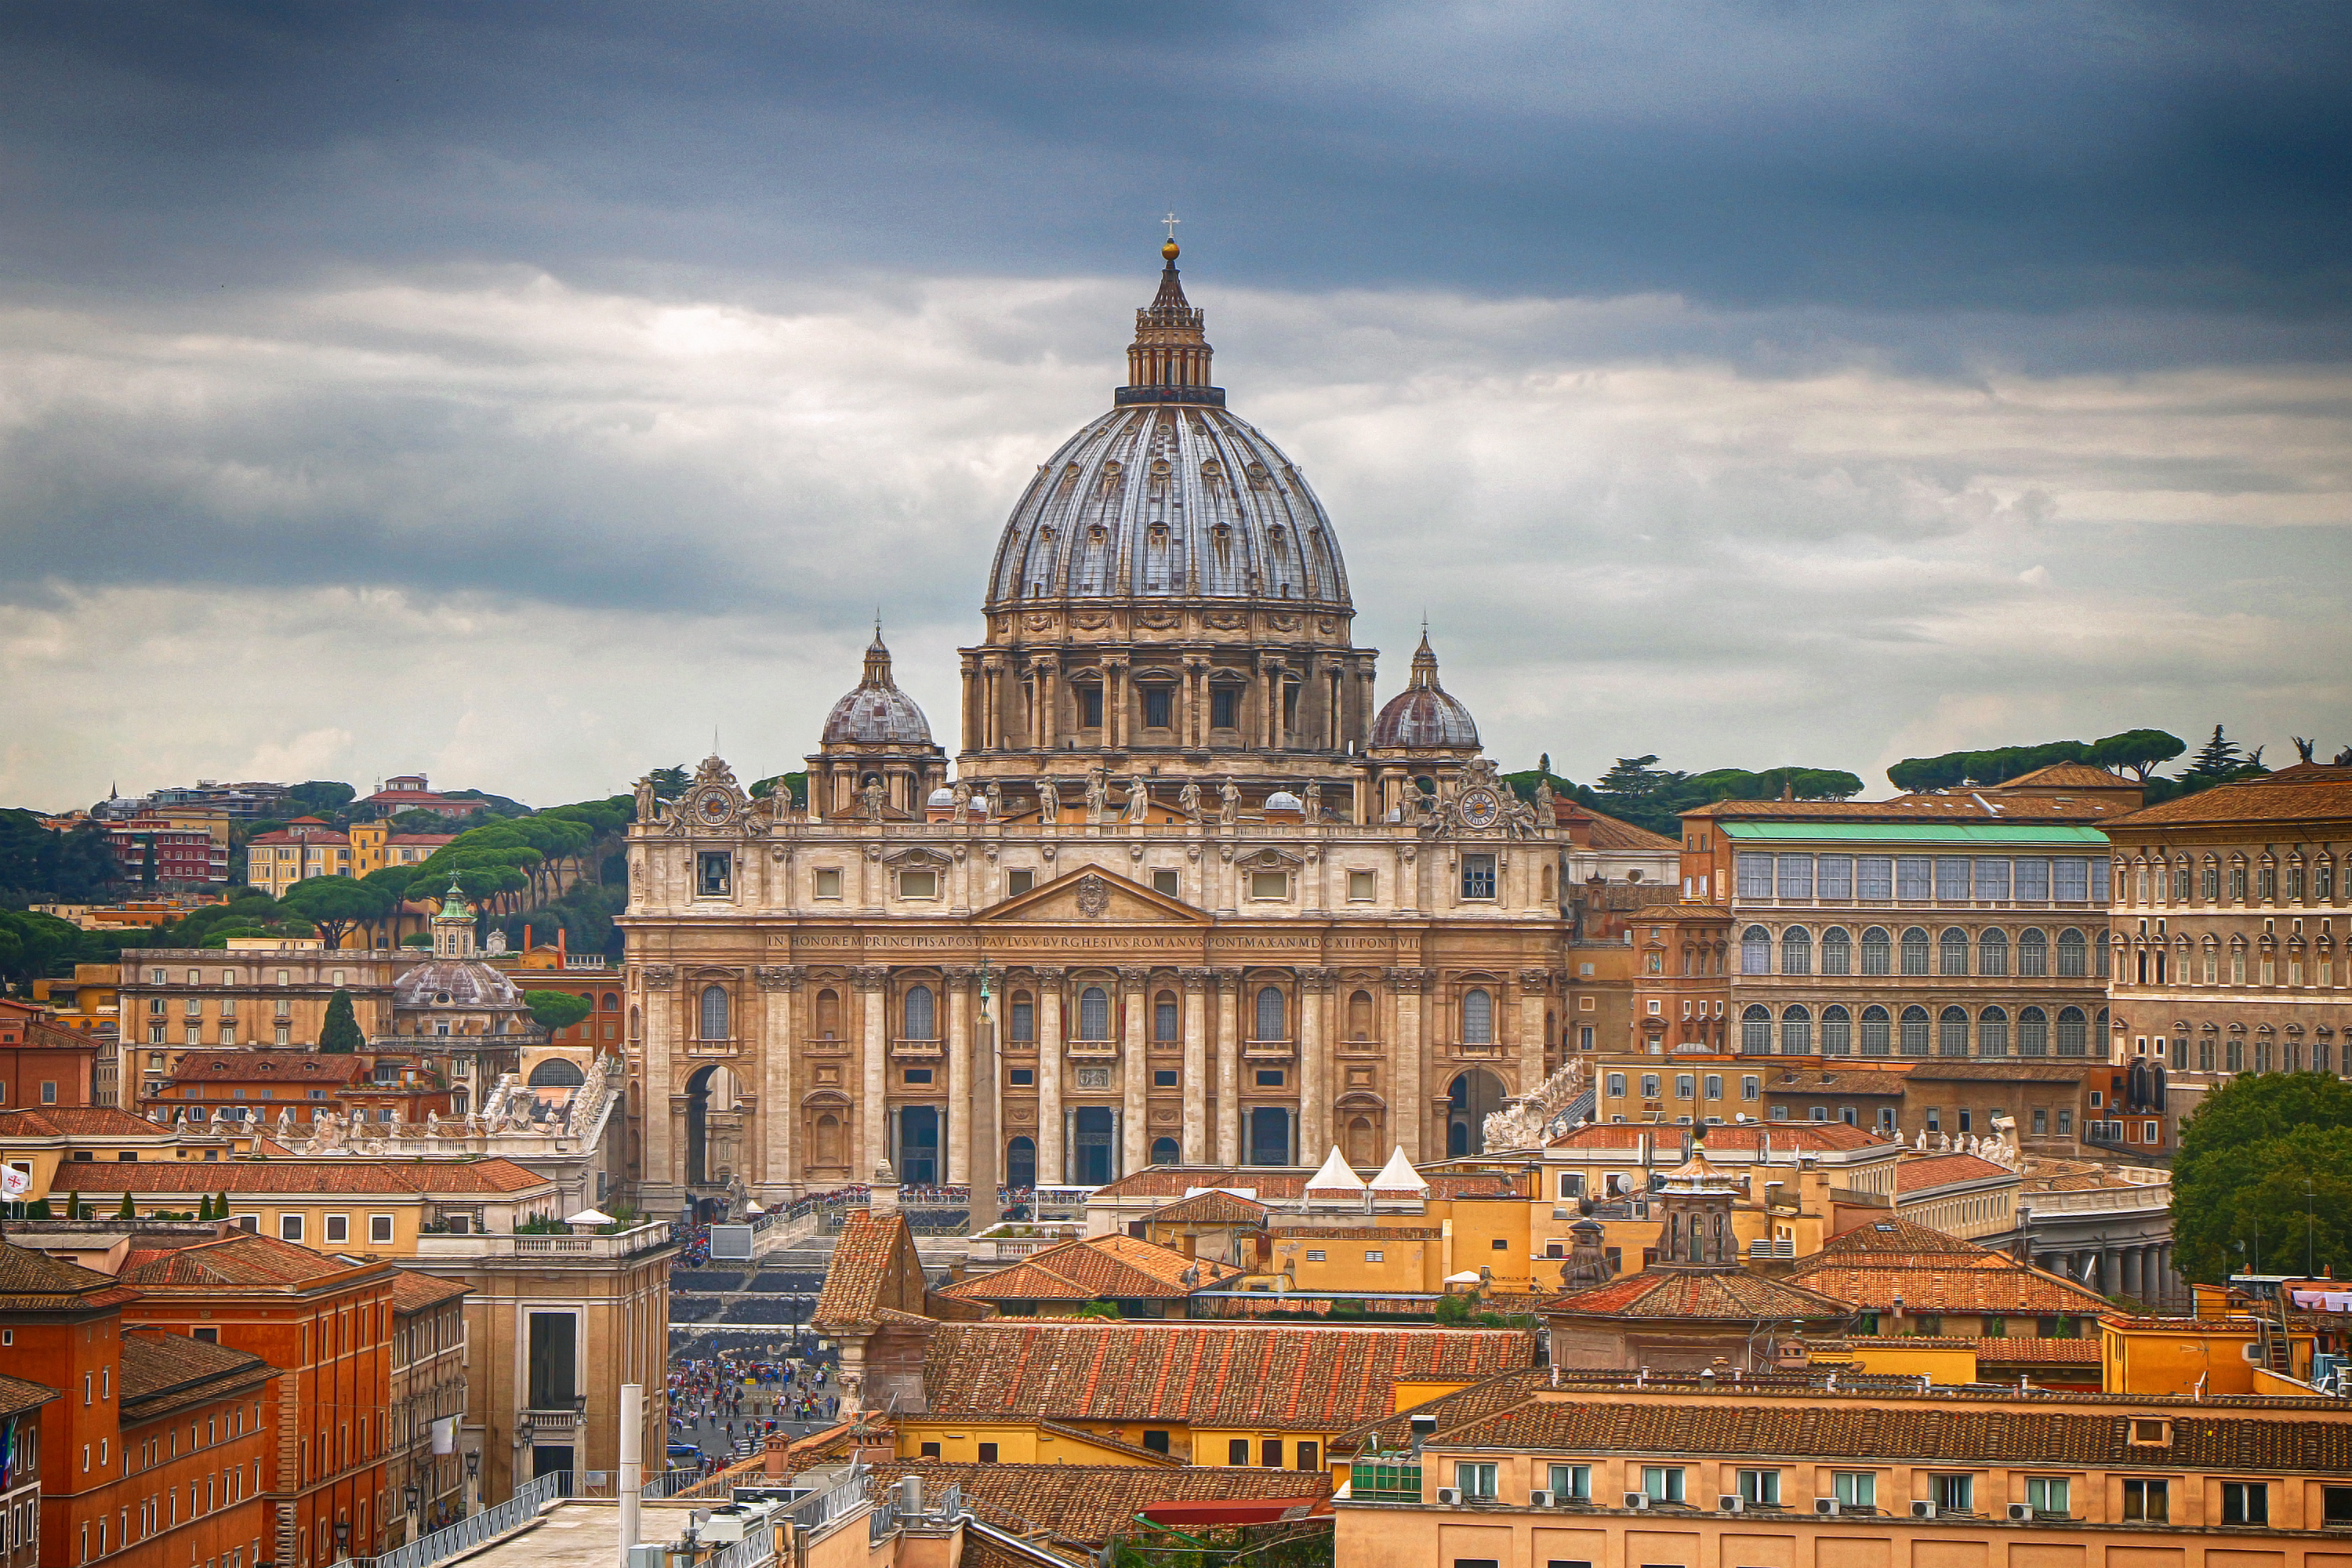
[319,989,365,1053]
[139,833,158,888]
[524,989,593,1034]
[285,781,358,820]
[278,877,394,952]
[117,1191,136,1219]
[1594,756,1685,803]
[648,765,691,802]
[2087,728,2186,782]
[24,1197,49,1220]
[1887,752,1970,793]
[64,1190,82,1220]
[2172,1073,2352,1281]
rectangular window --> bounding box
[2025,1478,2070,1515]
[1007,869,1033,895]
[1461,854,1497,899]
[1143,687,1172,728]
[812,868,843,900]
[2221,1483,2267,1526]
[2015,857,2051,901]
[696,851,731,897]
[1973,858,2012,901]
[1229,1439,1250,1465]
[1833,1472,1876,1508]
[2053,858,2090,902]
[1606,1073,1626,1098]
[1896,857,1932,900]
[1254,1069,1285,1087]
[1857,856,1893,899]
[1250,870,1290,900]
[324,1214,348,1243]
[1363,1249,1384,1261]
[1642,1466,1684,1504]
[2320,1486,2352,1526]
[369,1215,393,1244]
[2122,1479,2169,1523]
[1675,1074,1694,1099]
[1211,687,1239,729]
[1817,855,1854,900]
[902,1068,933,1084]
[1703,1074,1722,1098]
[278,1214,303,1243]
[1008,1067,1034,1086]
[1153,1069,1178,1087]
[1080,685,1103,728]
[1935,857,1971,902]
[527,1312,577,1410]
[1261,1440,1283,1468]
[1739,1469,1780,1506]
[1454,1462,1497,1500]
[1737,855,1774,898]
[1741,1075,1760,1101]
[898,869,938,900]
[977,1443,998,1463]
[1152,869,1180,897]
[1348,869,1376,902]
[1776,855,1813,898]
[1549,1464,1591,1501]
[1931,1474,1973,1513]
[1640,1074,1660,1098]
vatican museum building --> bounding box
[622,241,1601,1213]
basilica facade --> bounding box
[620,241,1595,1212]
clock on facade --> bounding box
[1458,787,1501,829]
[694,787,735,826]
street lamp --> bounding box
[333,1520,350,1562]
[404,1486,419,1517]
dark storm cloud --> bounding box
[1,2,2347,325]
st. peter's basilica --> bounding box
[620,239,1645,1212]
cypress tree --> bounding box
[319,989,365,1054]
[117,1191,136,1219]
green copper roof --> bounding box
[1718,822,2109,845]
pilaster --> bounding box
[1036,967,1066,1183]
[754,965,802,1198]
[1180,968,1210,1164]
[1214,969,1243,1166]
[851,966,889,1183]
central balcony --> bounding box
[889,1037,944,1060]
[1243,1038,1293,1060]
[1063,1040,1120,1061]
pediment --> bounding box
[977,866,1210,925]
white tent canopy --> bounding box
[1369,1146,1429,1193]
[566,1207,618,1227]
[1304,1145,1367,1193]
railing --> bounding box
[346,1467,570,1568]
[1243,1038,1294,1058]
[684,1038,740,1057]
[889,1037,944,1058]
[415,1222,672,1261]
[786,1464,871,1537]
[2024,1182,2172,1215]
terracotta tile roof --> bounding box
[1894,1153,2015,1193]
[1817,1217,1987,1258]
[53,1157,547,1197]
[120,1232,361,1289]
[938,1235,1241,1304]
[0,1106,183,1138]
[2109,770,2352,829]
[391,1271,469,1313]
[1548,1124,1658,1149]
[1145,1191,1269,1225]
[1034,1419,1188,1465]
[167,1051,365,1084]
[0,1372,58,1421]
[1555,802,1680,853]
[812,1209,931,1329]
[1685,796,2114,823]
[118,1330,274,1421]
[959,1531,1088,1568]
[1547,1122,1894,1154]
[869,1461,1329,1549]
[1764,1069,1912,1096]
[1790,1220,2109,1315]
[1430,1390,2352,1472]
[920,1322,1533,1428]
[1330,1367,1553,1457]
[1628,903,1733,922]
[1975,1336,2103,1363]
[0,1241,140,1311]
[1904,1062,2092,1085]
[1543,1267,1855,1324]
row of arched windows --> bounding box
[1741,925,2097,978]
[1737,1002,2102,1057]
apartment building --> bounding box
[241,821,453,898]
[387,1273,469,1542]
[0,1374,55,1568]
[2103,763,2352,1134]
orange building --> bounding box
[0,998,99,1111]
[115,1230,398,1568]
[0,1243,274,1568]
[0,1372,56,1568]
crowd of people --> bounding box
[664,1345,839,1466]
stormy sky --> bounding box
[3,2,2348,808]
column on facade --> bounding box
[1120,968,1149,1176]
[757,966,800,1197]
[1519,970,1550,1098]
[1105,658,1127,750]
[855,967,888,1180]
[1033,659,1058,751]
[1214,971,1242,1165]
[1185,660,1206,750]
[1389,967,1426,1160]
[946,968,973,1188]
[642,967,677,1201]
[1298,968,1330,1161]
[1181,969,1210,1164]
[1036,968,1065,1183]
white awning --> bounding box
[567,1207,618,1227]
[1369,1146,1429,1193]
[1304,1145,1367,1193]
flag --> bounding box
[0,1166,29,1200]
[431,1417,456,1456]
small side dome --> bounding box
[1265,790,1303,811]
[822,626,934,747]
[1370,631,1479,750]
[927,788,955,808]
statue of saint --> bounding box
[1301,781,1320,822]
[860,777,886,822]
[949,781,971,824]
[983,781,1003,820]
[1124,779,1151,823]
[1178,780,1203,823]
[1218,779,1241,826]
[1037,778,1060,826]
[1083,769,1110,826]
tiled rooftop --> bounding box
[119,1330,273,1419]
[811,1209,931,1329]
[1543,1266,1853,1323]
[49,1157,547,1196]
[0,1372,57,1421]
[2109,768,2352,828]
[1145,1190,1269,1225]
[937,1234,1240,1304]
[167,1051,366,1083]
[120,1231,366,1289]
[1893,1152,2016,1193]
[0,1106,191,1138]
[392,1270,470,1313]
[1789,1218,2109,1315]
[869,1461,1329,1549]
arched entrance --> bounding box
[1072,1107,1116,1185]
[1006,1135,1036,1189]
[892,1105,941,1186]
[683,1063,742,1187]
[1247,1106,1291,1167]
[1446,1069,1508,1156]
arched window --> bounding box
[1860,927,1892,976]
[1005,1136,1036,1188]
[528,1058,585,1087]
[1977,1006,2009,1057]
[2017,927,2049,977]
[1978,927,2009,977]
[698,985,730,1041]
[1781,1005,1813,1054]
[1255,986,1286,1041]
[903,985,935,1041]
[1899,1005,1931,1055]
[815,989,842,1039]
[1781,927,1812,975]
[2018,1006,2049,1056]
[1821,1005,1853,1055]
[1820,927,1852,975]
[1940,927,1970,977]
[1900,927,1931,976]
[1079,985,1111,1040]
[601,992,619,1011]
[1149,1137,1179,1167]
[814,1113,843,1168]
[2056,1005,2088,1055]
[1860,1005,1891,1055]
[1938,1006,1969,1057]
[1154,991,1179,1043]
[1461,989,1493,1044]
[1741,926,1773,975]
[1009,991,1035,1043]
[628,1004,641,1043]
[2056,927,2088,978]
[1741,1004,1773,1054]
[1348,989,1374,1041]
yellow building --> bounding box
[245,818,455,897]
[2101,1310,2318,1396]
[0,1105,240,1203]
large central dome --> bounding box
[984,241,1351,615]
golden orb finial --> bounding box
[1162,237,1180,263]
